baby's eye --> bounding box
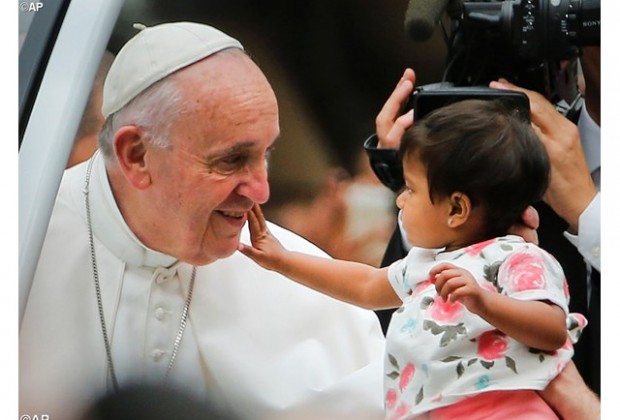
[398,185,413,196]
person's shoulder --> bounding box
[474,235,529,263]
[491,235,531,250]
[497,235,564,272]
[54,160,90,213]
[499,235,553,256]
[268,221,331,257]
[488,235,554,257]
[241,221,331,258]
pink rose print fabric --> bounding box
[384,235,586,419]
[477,331,509,361]
[497,244,568,308]
[399,363,416,391]
[428,298,465,323]
[501,250,546,292]
[464,238,496,256]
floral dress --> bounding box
[384,235,586,419]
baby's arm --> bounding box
[430,262,567,351]
[239,204,401,310]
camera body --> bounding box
[443,0,600,100]
[460,0,600,62]
[365,87,531,191]
[410,86,530,121]
[366,0,601,192]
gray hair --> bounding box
[98,74,184,159]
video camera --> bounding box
[364,87,531,192]
[365,0,600,192]
[433,0,600,101]
[460,0,600,60]
[403,0,600,100]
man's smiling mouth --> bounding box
[220,210,245,219]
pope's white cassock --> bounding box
[20,153,386,420]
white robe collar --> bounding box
[88,152,177,268]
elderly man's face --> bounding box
[144,52,279,265]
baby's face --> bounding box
[395,156,452,249]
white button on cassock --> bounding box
[151,349,166,362]
[155,307,167,321]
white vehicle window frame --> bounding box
[18,0,125,325]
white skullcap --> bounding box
[102,21,244,117]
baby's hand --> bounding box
[429,263,486,314]
[238,204,286,271]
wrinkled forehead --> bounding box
[174,51,277,113]
[168,54,280,151]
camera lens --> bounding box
[462,0,600,61]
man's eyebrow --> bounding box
[222,141,256,154]
[206,142,256,159]
[208,136,280,157]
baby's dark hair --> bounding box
[400,98,550,238]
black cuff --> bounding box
[363,134,404,193]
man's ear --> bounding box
[446,192,472,228]
[113,126,152,189]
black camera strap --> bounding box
[363,134,404,193]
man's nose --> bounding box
[236,161,270,204]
